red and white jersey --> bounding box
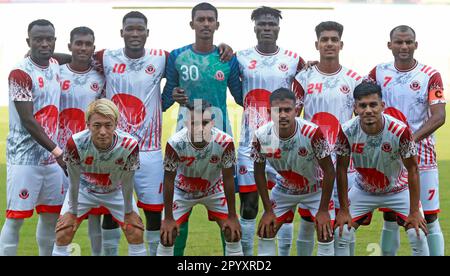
[94,48,168,151]
[237,47,305,148]
[7,57,61,166]
[58,64,105,150]
[251,118,332,195]
[295,65,362,148]
[335,114,417,195]
[368,61,446,170]
[64,129,140,194]
[164,127,236,199]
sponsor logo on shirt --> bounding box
[85,156,94,165]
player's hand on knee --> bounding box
[217,43,234,62]
[123,211,145,233]
[334,208,353,238]
[222,216,242,242]
[315,210,333,242]
[160,218,179,247]
[404,211,428,237]
[172,87,188,105]
[257,211,277,239]
[55,213,78,233]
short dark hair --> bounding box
[122,11,147,26]
[186,100,213,114]
[192,2,218,20]
[270,88,296,105]
[353,82,382,101]
[390,25,416,40]
[251,6,282,21]
[28,19,54,33]
[315,21,343,39]
[70,26,95,43]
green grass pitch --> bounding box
[0,103,448,256]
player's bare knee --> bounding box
[124,226,144,244]
[383,211,397,222]
[55,229,75,246]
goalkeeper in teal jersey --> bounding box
[161,2,243,256]
[162,3,243,135]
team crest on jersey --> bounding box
[85,156,94,165]
[382,142,392,153]
[239,165,248,175]
[173,201,179,210]
[210,155,219,164]
[340,85,350,94]
[145,64,156,75]
[298,147,308,157]
[215,70,225,81]
[19,189,29,200]
[278,63,288,72]
[90,82,99,92]
[410,81,421,91]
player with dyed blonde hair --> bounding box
[52,99,146,256]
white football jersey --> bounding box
[58,64,105,149]
[8,57,61,165]
[335,114,417,195]
[237,47,305,149]
[251,118,332,195]
[164,127,236,199]
[95,48,167,151]
[295,65,362,147]
[64,129,140,194]
[368,61,446,170]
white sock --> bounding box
[317,240,334,256]
[102,228,121,256]
[88,215,102,256]
[156,242,174,256]
[36,213,58,256]
[277,223,293,256]
[225,241,244,256]
[52,244,70,256]
[380,221,400,256]
[334,226,355,256]
[257,238,276,256]
[406,228,430,256]
[146,230,160,256]
[128,243,147,256]
[0,218,24,256]
[427,219,444,256]
[240,218,256,256]
[296,219,315,256]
